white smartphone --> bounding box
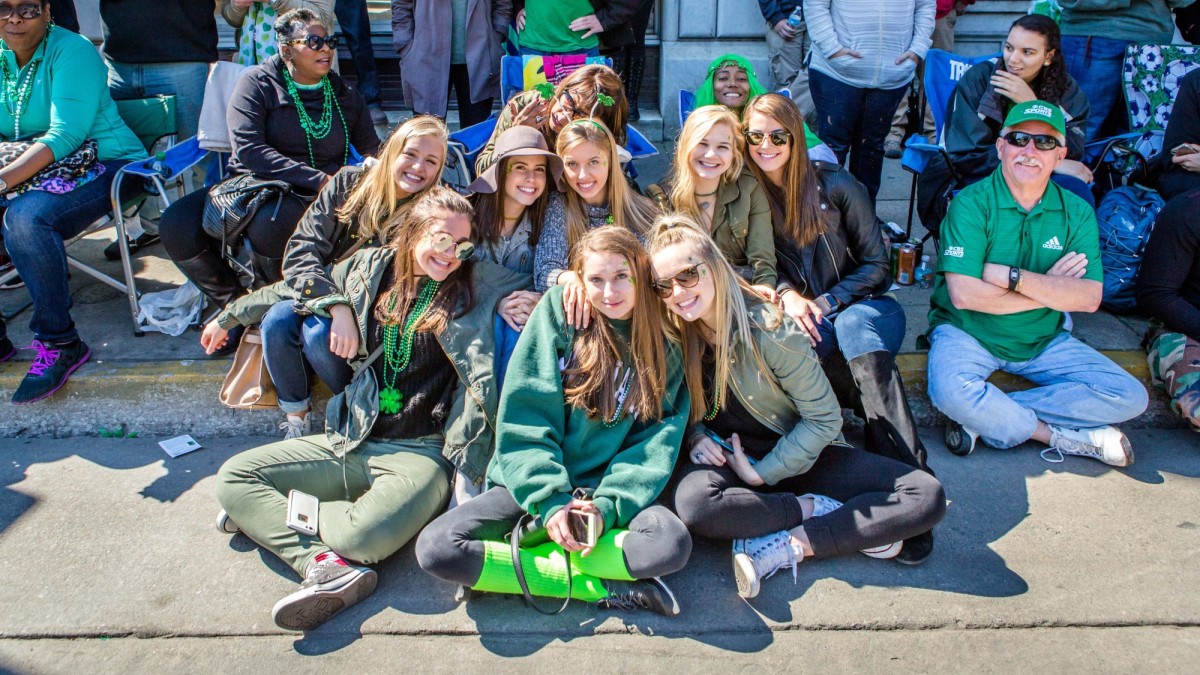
[567,508,599,548]
[286,489,319,536]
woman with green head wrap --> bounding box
[696,54,768,114]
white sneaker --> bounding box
[215,509,240,534]
[732,531,800,599]
[280,413,312,440]
[271,561,378,631]
[945,420,979,456]
[1043,424,1134,467]
[800,493,903,560]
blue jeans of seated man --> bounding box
[334,0,381,104]
[260,301,355,414]
[808,68,909,207]
[813,296,906,363]
[492,313,520,392]
[106,60,209,141]
[2,161,138,343]
[1061,36,1130,157]
[1050,174,1095,208]
[926,323,1149,449]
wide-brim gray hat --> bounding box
[468,125,565,193]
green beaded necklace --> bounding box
[703,388,722,421]
[1,27,49,141]
[281,65,348,168]
[378,279,442,415]
[601,366,634,428]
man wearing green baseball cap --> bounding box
[924,99,1148,466]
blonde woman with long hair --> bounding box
[418,226,691,617]
[533,119,658,327]
[204,115,448,438]
[648,216,944,600]
[647,105,777,299]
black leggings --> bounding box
[160,186,311,303]
[673,445,945,559]
[416,486,692,586]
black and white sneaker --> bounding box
[271,561,378,631]
[0,337,14,363]
[0,254,22,290]
[596,577,680,617]
[103,232,161,261]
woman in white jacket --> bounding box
[803,0,935,209]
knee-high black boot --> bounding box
[248,251,285,289]
[173,250,244,310]
[847,350,935,565]
[624,50,645,122]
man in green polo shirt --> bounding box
[926,100,1148,466]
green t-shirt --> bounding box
[927,169,1103,362]
[520,0,599,53]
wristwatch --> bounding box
[1008,266,1023,292]
[815,293,841,315]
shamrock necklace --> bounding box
[281,65,348,167]
[378,279,442,415]
[1,29,49,141]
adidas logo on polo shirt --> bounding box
[1042,236,1063,250]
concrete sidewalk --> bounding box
[0,428,1197,672]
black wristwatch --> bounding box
[1008,266,1022,292]
[815,293,841,315]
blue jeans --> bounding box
[814,296,906,362]
[105,60,209,140]
[1061,36,1130,151]
[808,68,909,206]
[492,313,521,391]
[260,301,354,413]
[927,324,1148,448]
[2,161,137,342]
[334,0,381,104]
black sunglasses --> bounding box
[288,34,339,51]
[0,3,43,20]
[652,263,706,299]
[1002,131,1062,151]
[744,129,792,147]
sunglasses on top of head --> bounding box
[743,129,792,147]
[651,263,706,298]
[427,231,475,261]
[1002,131,1063,151]
[0,3,44,20]
[288,34,340,51]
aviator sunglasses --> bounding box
[652,263,707,298]
[287,34,340,51]
[427,231,475,261]
[743,129,792,147]
[1002,131,1063,151]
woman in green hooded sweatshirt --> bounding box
[694,53,834,164]
[416,226,692,617]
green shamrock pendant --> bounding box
[379,387,403,415]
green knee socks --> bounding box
[473,529,634,601]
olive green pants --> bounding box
[215,434,452,577]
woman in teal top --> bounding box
[0,1,145,406]
[417,226,692,617]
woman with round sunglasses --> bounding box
[476,64,628,176]
[649,216,946,599]
[918,14,1091,236]
[212,186,530,632]
[161,8,380,351]
[201,116,447,438]
[535,119,658,328]
[220,1,334,66]
[647,105,777,300]
[417,226,691,617]
[742,93,936,562]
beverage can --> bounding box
[897,244,916,286]
[890,242,902,279]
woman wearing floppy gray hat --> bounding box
[468,126,565,386]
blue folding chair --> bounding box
[678,89,697,128]
[900,49,1000,237]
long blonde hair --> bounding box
[555,120,657,251]
[373,186,475,334]
[670,106,744,226]
[648,214,779,424]
[339,115,448,242]
[563,226,668,423]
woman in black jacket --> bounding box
[161,8,380,345]
[743,93,934,564]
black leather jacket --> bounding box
[774,162,893,307]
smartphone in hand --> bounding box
[567,508,599,548]
[1172,143,1198,157]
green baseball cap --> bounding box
[1003,99,1067,136]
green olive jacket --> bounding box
[690,302,845,485]
[217,247,530,483]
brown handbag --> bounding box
[219,328,278,410]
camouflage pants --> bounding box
[1147,331,1200,429]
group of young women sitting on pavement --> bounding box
[191,11,944,631]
